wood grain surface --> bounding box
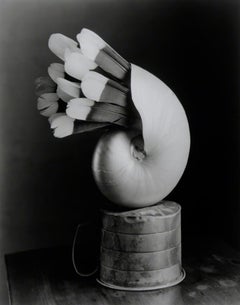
[5,237,240,305]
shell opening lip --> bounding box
[130,135,146,161]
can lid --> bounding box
[101,201,181,234]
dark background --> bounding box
[0,0,239,303]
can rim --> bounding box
[96,268,186,291]
[101,202,181,219]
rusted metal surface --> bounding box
[101,201,181,234]
[101,227,181,252]
[99,202,182,290]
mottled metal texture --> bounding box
[101,226,181,252]
[99,201,183,290]
[101,201,181,234]
[100,264,183,289]
[100,246,181,271]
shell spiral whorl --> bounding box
[35,28,190,208]
[93,64,190,207]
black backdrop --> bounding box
[0,0,239,254]
[0,1,239,302]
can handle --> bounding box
[72,220,100,277]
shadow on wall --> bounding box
[0,0,239,253]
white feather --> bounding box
[48,63,64,83]
[40,102,58,117]
[48,33,79,61]
[48,113,64,124]
[67,104,91,121]
[69,98,95,107]
[37,93,58,108]
[77,28,130,80]
[64,47,82,61]
[77,28,105,61]
[37,99,52,110]
[50,114,74,138]
[81,71,108,101]
[64,52,97,81]
[56,87,72,102]
[78,28,106,49]
[56,78,80,100]
[37,93,58,116]
[66,98,94,120]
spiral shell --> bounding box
[93,64,190,207]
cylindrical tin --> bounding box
[98,201,185,290]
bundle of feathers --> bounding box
[35,28,140,138]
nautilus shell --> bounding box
[93,65,190,207]
[35,29,190,208]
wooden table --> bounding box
[5,237,240,305]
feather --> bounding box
[66,98,128,127]
[73,121,109,134]
[40,104,58,117]
[35,76,56,96]
[37,93,59,114]
[49,112,109,137]
[48,33,79,61]
[77,28,130,80]
[65,52,97,81]
[50,114,74,138]
[48,63,65,83]
[38,98,54,111]
[37,93,69,117]
[64,47,82,61]
[81,71,128,107]
[48,113,64,124]
[56,87,72,103]
[56,78,81,102]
